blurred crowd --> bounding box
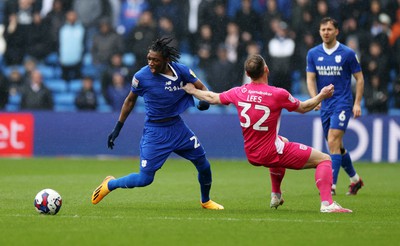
[0,0,399,114]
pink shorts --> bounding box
[269,142,312,170]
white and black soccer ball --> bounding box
[34,189,62,215]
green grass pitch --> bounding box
[0,158,399,246]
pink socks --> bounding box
[315,161,333,204]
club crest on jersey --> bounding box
[132,77,139,88]
[335,55,342,63]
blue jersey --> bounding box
[131,62,198,121]
[306,43,362,110]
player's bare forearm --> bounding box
[353,71,364,118]
[296,84,334,113]
[183,83,221,104]
[118,91,137,122]
[193,80,208,91]
[306,72,318,97]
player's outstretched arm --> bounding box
[295,84,334,114]
[107,91,138,149]
[183,83,222,105]
[306,72,321,111]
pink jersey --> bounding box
[219,82,300,165]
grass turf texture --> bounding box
[0,158,399,246]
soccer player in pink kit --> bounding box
[183,54,352,213]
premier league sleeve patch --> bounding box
[132,77,139,88]
[189,69,197,78]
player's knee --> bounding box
[321,152,331,162]
[192,155,210,171]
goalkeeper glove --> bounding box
[107,121,124,149]
[197,100,210,111]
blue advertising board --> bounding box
[1,112,399,162]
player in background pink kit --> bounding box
[183,54,352,213]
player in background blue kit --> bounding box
[306,17,364,195]
[91,37,224,209]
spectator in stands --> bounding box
[25,6,52,61]
[3,0,40,65]
[7,68,24,96]
[262,0,283,43]
[205,0,229,45]
[42,0,66,54]
[125,10,157,72]
[151,0,183,41]
[195,24,217,75]
[59,10,85,82]
[0,71,8,109]
[361,41,390,90]
[206,44,236,92]
[224,21,240,64]
[233,0,262,42]
[101,52,131,103]
[20,70,53,110]
[394,75,400,108]
[91,17,125,67]
[267,21,296,93]
[118,0,149,36]
[314,0,330,22]
[74,76,98,111]
[105,71,131,111]
[365,75,388,114]
[181,0,203,54]
[157,16,179,48]
[339,17,371,55]
[73,0,111,50]
[238,41,261,85]
[293,31,315,93]
[22,57,38,83]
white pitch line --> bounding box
[3,214,400,225]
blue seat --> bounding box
[122,53,136,66]
[37,64,56,79]
[2,65,24,77]
[53,92,75,105]
[44,79,67,93]
[8,93,21,104]
[69,79,82,93]
[44,52,59,66]
[54,104,77,112]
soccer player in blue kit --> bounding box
[91,37,224,209]
[306,17,364,195]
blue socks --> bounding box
[192,156,212,203]
[108,172,154,191]
[331,154,342,185]
[341,151,356,178]
[106,156,213,203]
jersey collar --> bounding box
[322,41,340,55]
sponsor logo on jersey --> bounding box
[316,65,343,76]
[318,57,324,61]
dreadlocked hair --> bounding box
[149,37,180,63]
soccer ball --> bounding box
[34,189,62,215]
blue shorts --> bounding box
[320,106,352,138]
[139,117,206,173]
